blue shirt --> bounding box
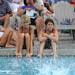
[21,6,36,10]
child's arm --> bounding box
[38,31,47,42]
[43,30,59,42]
[47,30,58,42]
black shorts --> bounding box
[22,36,34,49]
[30,18,36,25]
[44,39,52,49]
[22,37,26,49]
[30,18,38,37]
[0,20,4,26]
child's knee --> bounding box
[25,33,30,39]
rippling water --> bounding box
[0,56,75,75]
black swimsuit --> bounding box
[44,28,55,49]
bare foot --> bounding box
[26,53,32,57]
[16,52,22,58]
[29,52,33,56]
[38,53,43,58]
[38,50,44,58]
[6,44,15,48]
[54,54,58,59]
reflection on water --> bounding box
[0,56,75,75]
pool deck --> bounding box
[0,33,75,56]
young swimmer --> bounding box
[16,15,32,57]
[38,18,58,57]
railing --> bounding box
[55,24,75,40]
[55,24,75,30]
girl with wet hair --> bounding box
[38,18,58,57]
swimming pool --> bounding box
[0,56,75,75]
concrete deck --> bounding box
[0,34,75,56]
[0,33,75,56]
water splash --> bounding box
[0,56,75,75]
[36,63,69,75]
[34,57,73,75]
[67,63,75,75]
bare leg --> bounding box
[29,27,33,56]
[51,40,58,58]
[16,32,24,57]
[39,41,45,57]
[5,30,13,47]
[0,28,10,47]
[36,16,45,36]
[9,31,17,46]
[4,14,10,28]
[0,34,8,47]
[25,33,31,57]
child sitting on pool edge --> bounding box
[16,15,33,57]
[38,18,59,57]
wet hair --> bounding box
[45,18,54,25]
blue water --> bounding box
[0,56,75,75]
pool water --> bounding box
[0,56,75,75]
